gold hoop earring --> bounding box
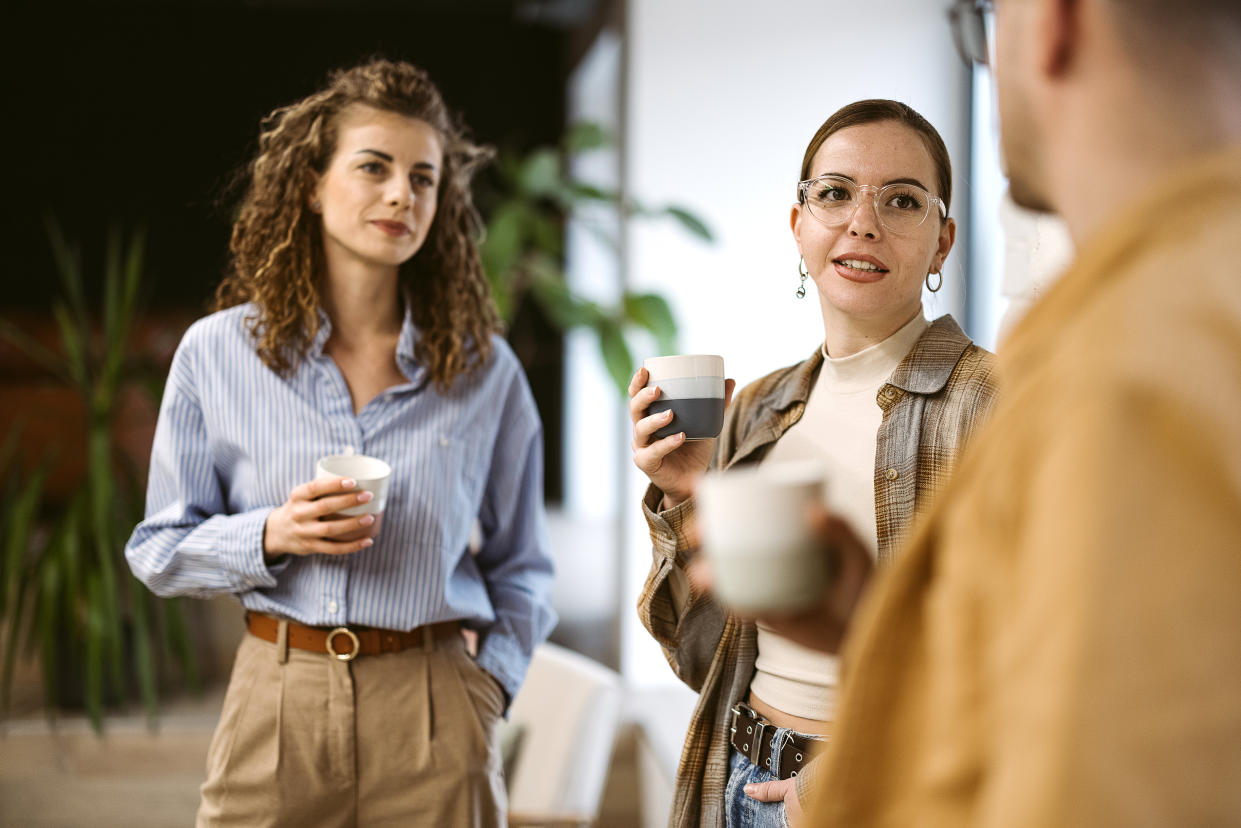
[926,270,942,293]
[797,257,809,299]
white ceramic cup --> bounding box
[314,454,392,516]
[642,354,726,441]
[697,460,831,613]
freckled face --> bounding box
[313,104,444,274]
[791,121,954,330]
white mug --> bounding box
[697,460,831,613]
[315,454,392,516]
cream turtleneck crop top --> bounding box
[751,311,929,721]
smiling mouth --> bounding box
[834,257,889,273]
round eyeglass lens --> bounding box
[802,177,933,233]
[874,183,934,232]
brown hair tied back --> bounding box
[214,57,499,391]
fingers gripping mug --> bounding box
[314,453,392,516]
[697,460,832,613]
[643,354,726,440]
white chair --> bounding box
[503,642,623,827]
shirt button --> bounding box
[440,436,450,447]
[882,388,896,399]
[327,600,338,614]
[885,468,899,481]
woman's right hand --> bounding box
[628,366,735,510]
[262,476,382,561]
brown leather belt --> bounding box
[729,702,824,780]
[246,611,460,662]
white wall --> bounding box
[968,64,1074,350]
[620,0,973,683]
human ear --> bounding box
[308,173,323,213]
[790,203,804,247]
[1038,0,1082,77]
[934,217,957,272]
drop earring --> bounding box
[797,257,809,299]
[926,269,942,293]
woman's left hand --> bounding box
[744,777,804,826]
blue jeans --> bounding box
[724,732,802,828]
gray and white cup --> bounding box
[643,354,726,441]
[315,453,392,516]
[697,460,832,613]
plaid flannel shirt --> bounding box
[637,314,998,828]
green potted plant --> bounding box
[480,122,713,394]
[0,220,198,732]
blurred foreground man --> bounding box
[801,0,1241,824]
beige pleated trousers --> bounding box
[196,620,507,827]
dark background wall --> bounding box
[4,0,605,501]
[6,1,569,310]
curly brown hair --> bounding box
[213,58,499,390]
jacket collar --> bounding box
[884,315,974,395]
[764,314,972,412]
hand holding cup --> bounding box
[629,355,735,510]
[694,461,875,654]
[262,454,392,561]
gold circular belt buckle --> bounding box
[326,627,360,662]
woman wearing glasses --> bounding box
[629,99,998,828]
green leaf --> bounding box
[131,584,158,727]
[518,148,562,198]
[1,456,50,617]
[525,212,563,258]
[163,596,200,694]
[85,428,125,702]
[595,317,636,397]
[101,226,146,400]
[563,121,612,153]
[493,151,523,185]
[564,181,617,203]
[1,571,31,714]
[84,573,105,733]
[0,320,71,382]
[662,205,714,242]
[481,202,529,291]
[35,541,62,712]
[60,499,83,641]
[52,303,89,393]
[529,274,601,331]
[43,216,87,322]
[102,226,122,357]
[622,292,679,354]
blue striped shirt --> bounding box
[125,302,556,699]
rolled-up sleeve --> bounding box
[124,335,286,598]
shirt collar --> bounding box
[305,292,426,387]
[394,294,422,377]
[308,306,333,359]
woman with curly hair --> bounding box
[126,58,555,827]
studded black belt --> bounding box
[728,701,824,780]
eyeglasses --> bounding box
[948,0,995,66]
[797,175,947,235]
